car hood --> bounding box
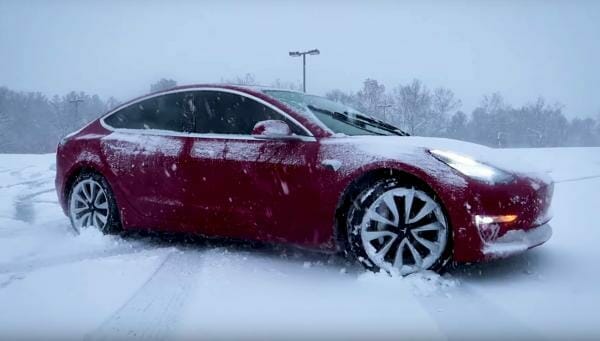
[326,136,551,181]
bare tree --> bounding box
[430,87,461,136]
[105,97,121,111]
[0,109,11,149]
[356,79,386,118]
[325,89,358,108]
[480,92,506,115]
[222,73,257,86]
[150,78,177,93]
[271,78,302,91]
[50,94,70,138]
[447,110,468,139]
[392,79,432,135]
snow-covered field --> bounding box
[0,148,599,340]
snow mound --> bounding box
[358,270,459,296]
[75,227,120,247]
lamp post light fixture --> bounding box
[289,49,320,92]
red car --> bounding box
[55,84,553,275]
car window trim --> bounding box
[99,87,314,137]
[103,128,317,142]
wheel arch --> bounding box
[64,166,124,234]
[333,166,451,254]
[63,166,105,203]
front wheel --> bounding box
[68,172,121,234]
[346,178,451,275]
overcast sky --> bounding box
[1,0,599,117]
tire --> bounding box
[67,172,121,234]
[345,178,452,275]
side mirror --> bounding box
[252,120,294,138]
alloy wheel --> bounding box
[359,187,448,275]
[69,178,110,232]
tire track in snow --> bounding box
[17,188,55,200]
[417,283,542,340]
[0,176,54,189]
[13,188,56,223]
[0,273,26,289]
[87,250,202,341]
[0,245,153,275]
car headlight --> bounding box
[429,149,513,183]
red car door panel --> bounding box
[99,91,196,230]
[183,89,323,244]
[219,138,319,244]
[101,131,189,227]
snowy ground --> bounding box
[0,148,599,340]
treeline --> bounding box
[326,79,600,148]
[0,87,120,153]
[0,77,599,153]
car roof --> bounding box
[148,83,304,97]
[108,84,301,118]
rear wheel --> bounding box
[68,172,121,234]
[346,178,451,275]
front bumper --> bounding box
[482,223,552,259]
[443,171,554,262]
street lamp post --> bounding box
[69,97,84,116]
[289,49,320,92]
[377,103,392,122]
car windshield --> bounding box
[264,90,407,136]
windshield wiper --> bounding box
[307,105,407,136]
[346,111,409,136]
[308,105,406,136]
[307,105,387,135]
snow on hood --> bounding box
[327,136,551,182]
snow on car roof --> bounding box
[148,83,304,96]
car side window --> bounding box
[104,92,194,132]
[193,91,307,135]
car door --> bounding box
[100,92,194,229]
[185,90,321,244]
